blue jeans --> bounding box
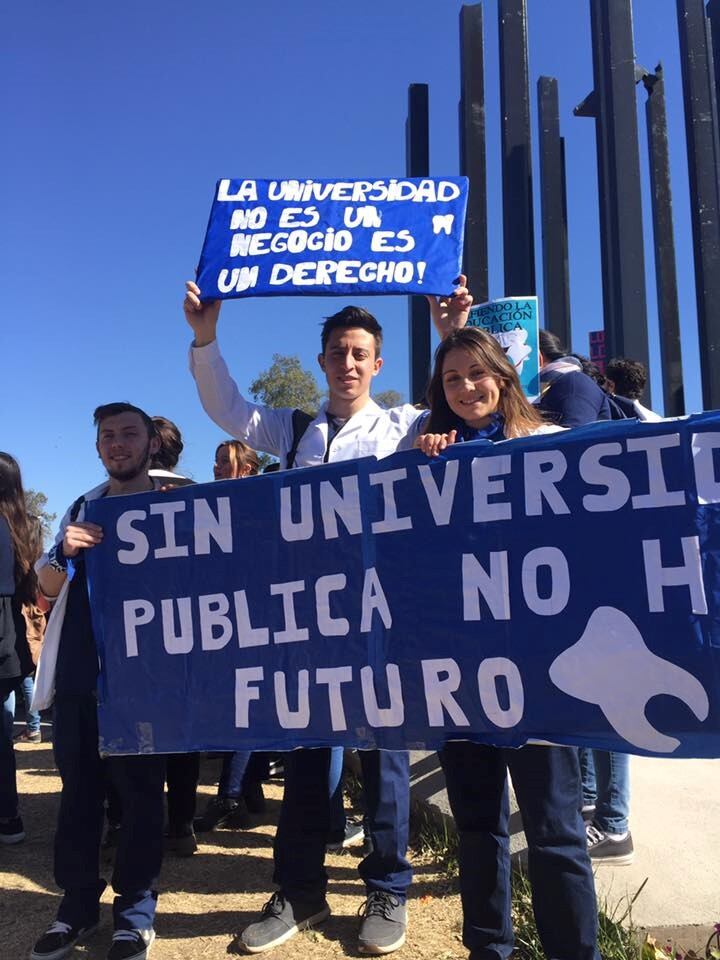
[17,674,41,733]
[0,679,19,819]
[440,741,599,960]
[53,696,166,931]
[579,748,630,834]
[274,748,412,901]
[328,746,346,843]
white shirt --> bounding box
[189,340,425,466]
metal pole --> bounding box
[575,0,649,380]
[644,66,685,416]
[538,76,572,346]
[677,0,720,409]
[406,83,431,404]
[498,0,536,296]
[459,3,489,304]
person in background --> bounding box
[0,452,35,844]
[194,440,267,833]
[536,330,611,426]
[11,516,46,744]
[535,341,635,864]
[605,357,662,421]
[416,327,599,960]
[148,416,194,486]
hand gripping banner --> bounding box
[86,414,720,757]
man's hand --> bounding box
[63,522,103,558]
[415,430,458,458]
[184,280,221,347]
[427,274,473,339]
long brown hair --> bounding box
[425,327,546,439]
[216,440,260,479]
[0,452,39,604]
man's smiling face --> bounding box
[96,411,157,481]
[318,327,383,406]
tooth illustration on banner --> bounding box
[432,213,454,235]
[548,606,710,753]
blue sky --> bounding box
[2,0,701,526]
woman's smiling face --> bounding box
[441,347,503,429]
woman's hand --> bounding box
[427,274,473,339]
[415,430,458,457]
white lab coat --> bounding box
[189,340,425,466]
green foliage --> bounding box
[249,354,322,413]
[373,389,404,409]
[24,489,56,543]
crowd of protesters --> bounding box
[0,275,663,960]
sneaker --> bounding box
[327,817,365,853]
[165,825,197,857]
[14,728,41,743]
[586,823,635,865]
[31,920,99,960]
[237,891,330,953]
[193,796,250,833]
[0,815,25,844]
[357,891,407,955]
[581,804,596,823]
[267,758,284,778]
[106,928,155,960]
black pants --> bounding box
[53,695,166,931]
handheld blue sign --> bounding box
[196,177,468,299]
[467,296,540,400]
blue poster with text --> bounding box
[86,414,720,758]
[467,296,540,401]
[195,177,468,299]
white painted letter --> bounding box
[472,455,512,521]
[199,593,232,650]
[320,476,362,539]
[123,599,154,657]
[628,434,686,509]
[478,658,524,728]
[360,567,393,631]
[370,469,413,533]
[280,485,314,541]
[117,510,149,564]
[419,460,459,525]
[233,590,270,648]
[360,664,405,727]
[643,537,708,614]
[194,497,233,554]
[271,581,309,643]
[462,552,511,620]
[161,597,193,653]
[316,666,353,731]
[235,667,263,727]
[151,501,188,559]
[315,574,349,636]
[521,547,570,615]
[579,443,631,511]
[421,658,469,726]
[274,670,310,728]
[524,451,570,516]
[692,432,720,504]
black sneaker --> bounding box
[31,920,98,960]
[106,928,155,960]
[165,824,197,857]
[581,804,596,823]
[327,817,365,853]
[357,891,407,955]
[193,797,249,833]
[0,815,25,844]
[237,892,330,953]
[586,823,635,865]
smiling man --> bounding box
[31,404,166,960]
[184,279,471,956]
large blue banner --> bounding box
[195,177,468,299]
[85,414,720,758]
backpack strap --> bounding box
[285,410,315,470]
[69,495,86,522]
